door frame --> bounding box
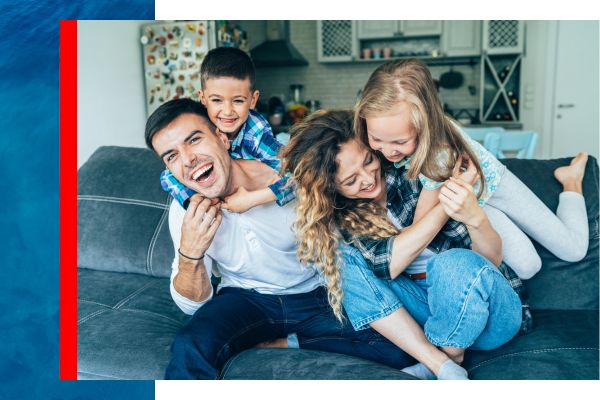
[541,21,559,158]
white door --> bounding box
[551,21,599,159]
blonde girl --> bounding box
[355,59,589,279]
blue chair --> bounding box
[462,126,505,154]
[491,130,539,159]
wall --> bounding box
[519,21,553,158]
[78,20,152,167]
[242,21,480,112]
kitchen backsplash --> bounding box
[239,20,480,111]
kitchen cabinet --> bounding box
[317,20,358,62]
[482,20,524,54]
[401,21,442,37]
[357,21,442,39]
[441,21,481,57]
[357,21,398,39]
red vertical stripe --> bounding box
[60,19,77,380]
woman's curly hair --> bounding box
[280,110,399,321]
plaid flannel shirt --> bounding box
[347,165,533,333]
[349,166,472,281]
[160,109,294,208]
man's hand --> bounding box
[179,194,222,259]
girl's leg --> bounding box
[487,156,589,266]
[483,204,542,279]
[392,249,522,354]
[339,245,463,379]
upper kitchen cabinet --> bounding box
[401,21,442,37]
[441,21,482,57]
[357,21,442,39]
[357,21,398,39]
[482,20,525,54]
[317,20,358,62]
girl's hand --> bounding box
[452,156,479,185]
[439,177,485,228]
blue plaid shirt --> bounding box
[160,109,294,208]
[346,165,533,333]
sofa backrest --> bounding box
[78,146,599,309]
[78,146,174,278]
[502,157,599,311]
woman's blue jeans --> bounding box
[340,246,522,350]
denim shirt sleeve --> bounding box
[348,235,395,280]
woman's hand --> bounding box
[439,176,485,228]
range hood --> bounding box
[250,21,309,67]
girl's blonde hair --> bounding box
[281,110,399,321]
[354,58,485,197]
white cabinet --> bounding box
[482,20,525,54]
[317,20,358,62]
[357,20,442,39]
[357,21,398,39]
[401,21,442,37]
[441,21,482,57]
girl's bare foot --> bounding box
[554,152,588,193]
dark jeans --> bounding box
[165,286,415,379]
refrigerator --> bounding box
[140,21,216,116]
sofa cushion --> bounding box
[463,310,599,379]
[219,348,417,380]
[502,157,599,310]
[78,146,174,278]
[77,269,189,379]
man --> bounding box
[146,99,413,379]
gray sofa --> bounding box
[77,146,599,380]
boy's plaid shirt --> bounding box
[346,165,533,333]
[160,109,294,208]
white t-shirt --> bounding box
[168,200,324,315]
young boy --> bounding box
[160,47,293,212]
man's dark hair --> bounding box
[200,47,256,90]
[145,98,214,151]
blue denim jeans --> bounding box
[165,285,415,379]
[340,247,522,350]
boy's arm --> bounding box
[221,174,296,213]
[222,186,277,213]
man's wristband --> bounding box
[178,248,205,261]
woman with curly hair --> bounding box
[280,110,523,380]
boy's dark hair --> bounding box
[145,98,215,151]
[200,47,256,90]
